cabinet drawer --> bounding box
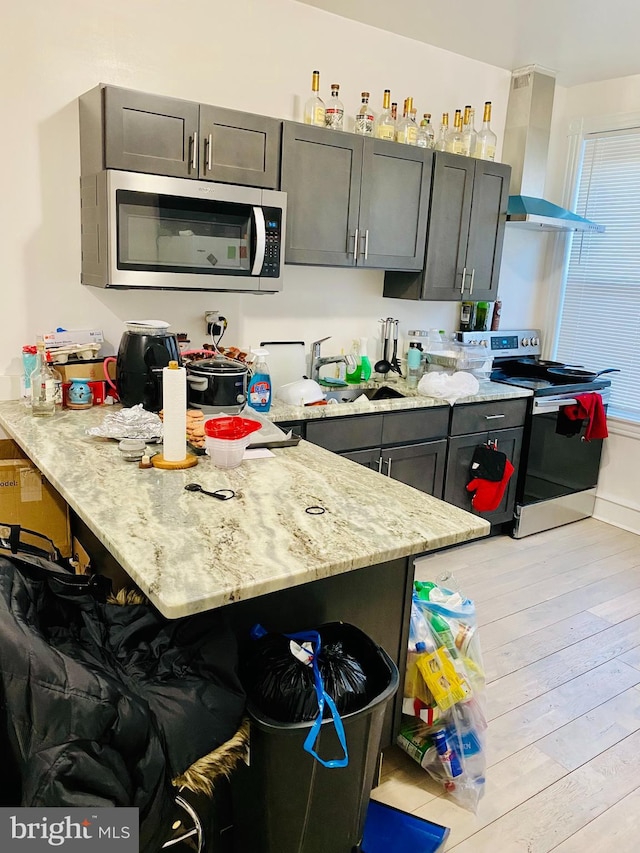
[381,407,449,445]
[305,415,383,452]
[450,398,528,436]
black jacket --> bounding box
[0,551,246,852]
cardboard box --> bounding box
[0,440,71,557]
[42,329,104,349]
[55,358,115,382]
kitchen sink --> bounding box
[323,385,406,404]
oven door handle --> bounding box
[533,395,603,414]
[251,207,266,276]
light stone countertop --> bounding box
[0,401,489,619]
[268,378,532,423]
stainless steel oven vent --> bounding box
[504,66,604,233]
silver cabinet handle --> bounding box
[377,457,383,473]
[469,267,475,295]
[363,229,369,261]
[460,266,467,294]
[207,133,213,171]
[386,458,392,477]
[484,413,505,420]
[351,228,359,261]
[191,131,198,171]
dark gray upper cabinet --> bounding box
[79,85,281,188]
[281,122,433,270]
[198,105,281,188]
[383,152,511,301]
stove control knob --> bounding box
[480,339,488,347]
[521,337,530,347]
[531,336,539,346]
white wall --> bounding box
[544,73,640,533]
[0,0,515,400]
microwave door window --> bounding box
[116,191,252,276]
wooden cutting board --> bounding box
[260,341,307,392]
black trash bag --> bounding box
[242,627,368,723]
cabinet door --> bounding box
[281,123,362,266]
[305,414,383,452]
[358,140,432,270]
[103,87,199,178]
[382,440,447,498]
[341,448,382,472]
[421,152,475,300]
[198,105,281,188]
[465,160,511,301]
[444,427,523,525]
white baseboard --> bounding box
[593,494,640,536]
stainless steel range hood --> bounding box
[503,66,605,233]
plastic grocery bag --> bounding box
[397,582,487,812]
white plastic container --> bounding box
[205,435,253,469]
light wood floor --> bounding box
[372,518,640,852]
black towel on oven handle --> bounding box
[469,444,507,482]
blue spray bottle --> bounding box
[247,348,272,413]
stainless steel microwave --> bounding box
[80,170,286,291]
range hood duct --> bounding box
[503,67,604,233]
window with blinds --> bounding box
[555,128,640,422]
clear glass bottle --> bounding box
[416,113,435,149]
[396,97,417,145]
[304,70,325,127]
[30,342,59,417]
[435,112,449,151]
[375,89,395,140]
[447,109,464,154]
[476,101,497,161]
[354,91,375,136]
[325,83,344,130]
[461,105,477,157]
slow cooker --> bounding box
[186,356,249,414]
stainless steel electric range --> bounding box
[458,329,612,538]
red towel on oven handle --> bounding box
[564,393,608,441]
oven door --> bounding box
[513,393,607,537]
[103,171,283,290]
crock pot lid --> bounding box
[188,357,248,375]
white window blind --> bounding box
[555,128,640,421]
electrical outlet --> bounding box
[204,311,219,325]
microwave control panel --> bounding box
[262,207,282,277]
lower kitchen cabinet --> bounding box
[344,440,447,497]
[305,408,450,498]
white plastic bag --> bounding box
[417,371,480,404]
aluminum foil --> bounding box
[86,405,163,441]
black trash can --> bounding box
[232,622,399,853]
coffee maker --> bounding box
[112,321,181,411]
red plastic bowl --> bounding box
[204,416,263,440]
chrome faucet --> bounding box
[311,336,350,382]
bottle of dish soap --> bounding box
[247,348,271,412]
[345,339,362,384]
[359,337,372,382]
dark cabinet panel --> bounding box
[198,105,281,188]
[444,427,523,525]
[305,415,382,452]
[381,407,449,445]
[383,152,511,302]
[281,123,432,270]
[449,398,528,436]
[382,440,447,499]
[101,86,199,178]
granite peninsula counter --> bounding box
[0,401,488,618]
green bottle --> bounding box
[414,581,437,600]
[428,612,459,658]
[474,301,489,332]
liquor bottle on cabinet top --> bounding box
[416,113,435,149]
[30,342,60,417]
[391,102,398,122]
[447,109,464,154]
[476,101,497,161]
[461,105,477,157]
[396,97,418,145]
[459,301,476,333]
[354,92,376,135]
[324,83,344,130]
[375,89,395,140]
[304,70,325,126]
[435,112,449,151]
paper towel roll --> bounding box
[162,362,187,462]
